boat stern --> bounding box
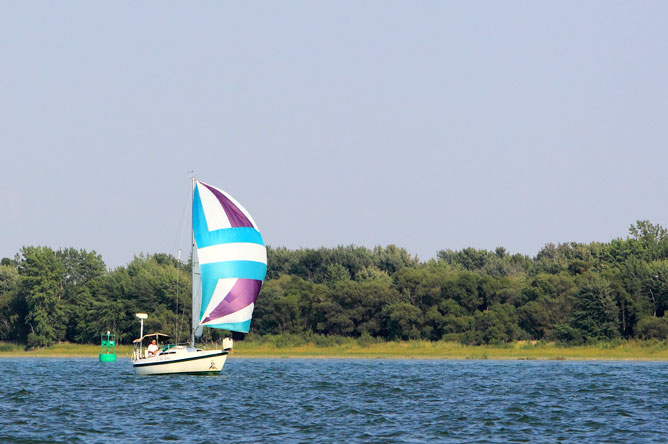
[222,337,233,351]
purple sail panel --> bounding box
[202,279,263,323]
[200,182,254,228]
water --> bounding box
[1,358,668,443]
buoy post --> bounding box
[99,330,117,362]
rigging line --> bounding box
[175,249,181,345]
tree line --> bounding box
[2,220,668,348]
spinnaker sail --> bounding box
[191,181,267,337]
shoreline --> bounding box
[2,340,668,361]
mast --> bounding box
[190,174,196,347]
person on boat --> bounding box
[147,339,159,357]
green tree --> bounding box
[253,275,326,335]
[266,246,298,279]
[516,274,575,339]
[381,302,422,340]
[87,268,135,342]
[471,304,525,344]
[635,316,668,340]
[57,248,106,342]
[570,274,620,341]
[393,265,449,312]
[0,264,21,340]
[629,220,668,260]
[18,246,66,348]
[443,272,482,314]
[356,265,392,284]
[373,245,419,274]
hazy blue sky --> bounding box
[2,2,667,268]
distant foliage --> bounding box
[2,220,668,347]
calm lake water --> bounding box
[1,358,668,443]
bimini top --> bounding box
[132,333,170,344]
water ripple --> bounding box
[1,359,668,442]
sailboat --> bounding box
[131,178,267,375]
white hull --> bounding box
[132,349,228,375]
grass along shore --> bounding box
[1,339,668,360]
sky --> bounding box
[2,2,668,268]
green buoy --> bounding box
[99,331,117,362]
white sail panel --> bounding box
[198,183,233,231]
[198,242,267,265]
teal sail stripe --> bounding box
[192,186,264,248]
[205,319,252,333]
[201,261,267,281]
[200,261,268,320]
[192,184,209,237]
[197,227,265,248]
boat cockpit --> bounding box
[132,333,206,360]
[132,333,170,360]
